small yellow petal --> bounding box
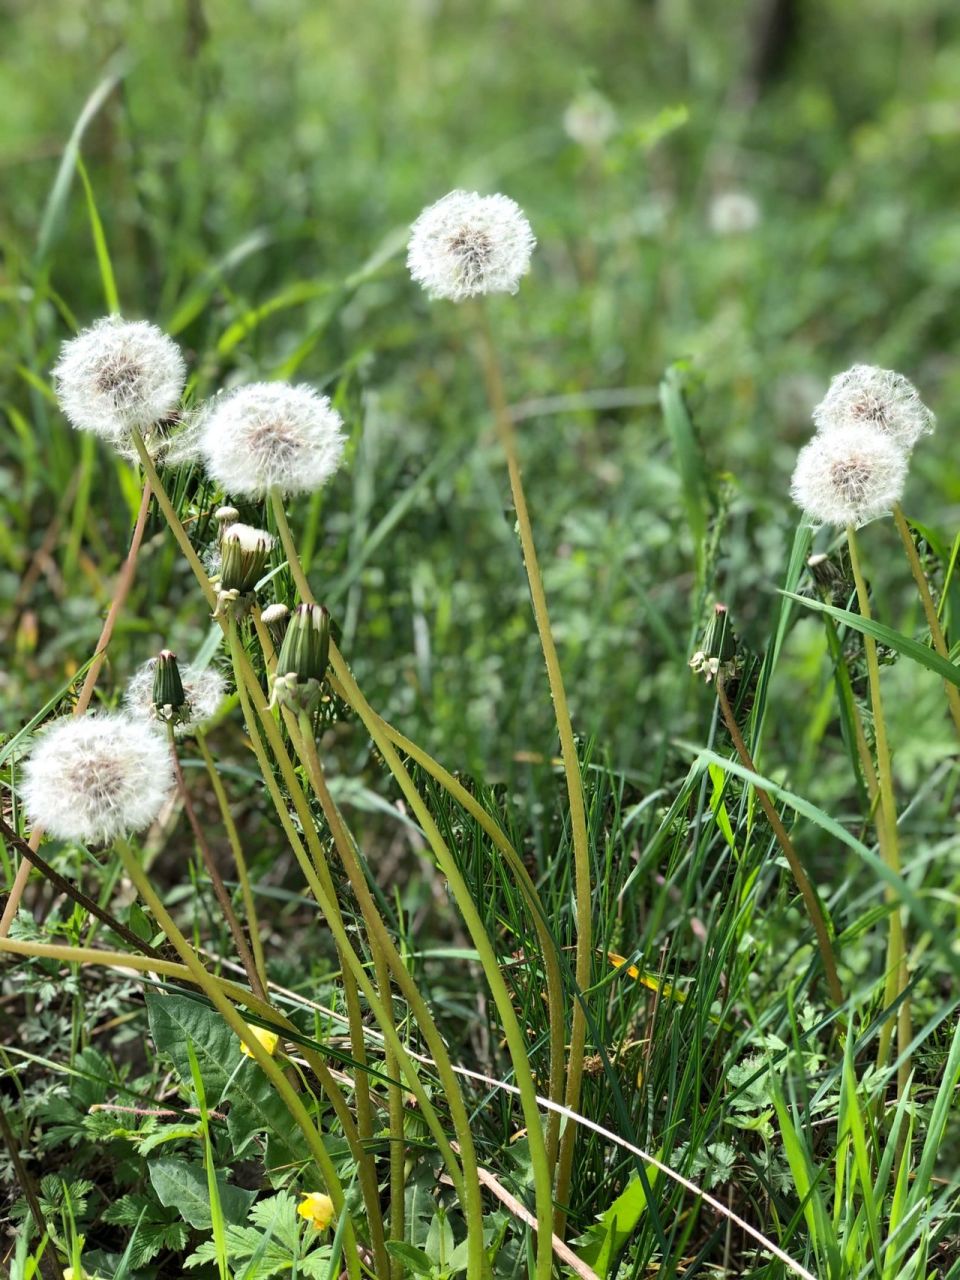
[240,1024,280,1058]
[298,1191,335,1231]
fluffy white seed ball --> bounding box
[790,426,908,528]
[124,660,227,737]
[21,713,174,845]
[407,190,536,302]
[563,91,617,148]
[53,317,186,442]
[708,191,761,236]
[812,364,935,451]
[198,383,346,498]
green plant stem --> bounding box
[892,502,960,739]
[357,697,565,1170]
[195,731,268,995]
[226,626,472,1211]
[476,307,591,1228]
[112,837,362,1280]
[270,487,556,1276]
[168,724,265,1001]
[716,677,844,1007]
[846,526,911,1098]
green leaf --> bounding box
[386,1241,435,1276]
[148,1157,256,1230]
[660,364,709,578]
[780,589,960,688]
[575,1169,660,1277]
[146,992,240,1101]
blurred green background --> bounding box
[2,0,959,782]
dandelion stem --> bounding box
[476,304,590,1226]
[112,837,362,1280]
[0,480,153,938]
[715,678,844,1007]
[892,502,960,739]
[195,730,269,995]
[167,725,265,1001]
[846,526,911,1097]
[270,487,557,1278]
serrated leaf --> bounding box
[146,992,240,1101]
[148,1157,256,1229]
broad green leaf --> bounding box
[148,1157,255,1230]
[146,993,239,1099]
[576,1168,659,1276]
[385,1241,434,1276]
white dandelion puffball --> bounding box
[21,713,174,845]
[790,425,908,528]
[125,660,227,736]
[563,91,617,148]
[198,383,346,497]
[407,190,536,302]
[812,364,935,451]
[53,316,186,442]
[708,191,761,236]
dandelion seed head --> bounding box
[198,383,346,498]
[21,713,173,845]
[53,317,186,442]
[221,522,275,555]
[708,191,761,236]
[407,190,536,302]
[125,659,226,736]
[563,91,617,148]
[790,426,908,528]
[812,364,935,450]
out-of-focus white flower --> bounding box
[812,364,935,451]
[53,317,186,442]
[407,190,536,302]
[197,383,346,498]
[21,714,173,845]
[790,426,908,528]
[125,659,226,737]
[563,91,617,148]
[708,191,761,236]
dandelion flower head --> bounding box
[812,364,935,451]
[241,1024,280,1058]
[790,425,908,528]
[22,713,173,845]
[125,659,226,736]
[198,383,346,498]
[53,316,186,442]
[407,190,536,302]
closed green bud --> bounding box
[271,603,330,713]
[152,649,187,723]
[689,603,737,684]
[214,523,274,619]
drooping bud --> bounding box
[260,602,291,649]
[214,523,274,619]
[270,603,330,713]
[689,603,738,684]
[151,649,186,725]
[215,505,240,529]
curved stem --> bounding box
[112,838,361,1280]
[168,725,264,1001]
[270,487,554,1275]
[892,502,960,739]
[476,307,590,1227]
[716,678,844,1007]
[195,731,268,995]
[846,526,911,1097]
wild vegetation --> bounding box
[2,3,960,1278]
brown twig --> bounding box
[716,676,845,1008]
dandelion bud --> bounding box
[689,603,737,684]
[53,316,186,444]
[806,552,848,601]
[214,523,274,618]
[126,656,226,737]
[260,602,291,648]
[215,505,240,528]
[198,383,346,498]
[791,425,908,529]
[813,364,934,451]
[21,713,173,845]
[271,603,330,713]
[407,190,536,302]
[297,1191,335,1232]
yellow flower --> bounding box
[297,1191,335,1231]
[240,1024,280,1058]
